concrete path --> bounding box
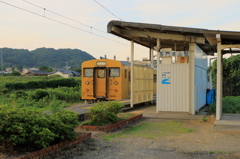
[214,114,240,130]
[129,105,206,120]
[67,101,207,120]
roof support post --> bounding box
[151,48,154,68]
[157,39,160,65]
[216,34,223,120]
[130,40,134,108]
[156,38,160,113]
[189,42,195,115]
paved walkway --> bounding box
[129,105,206,120]
[67,101,207,120]
[214,114,240,130]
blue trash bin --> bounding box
[206,89,215,105]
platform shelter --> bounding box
[107,20,240,120]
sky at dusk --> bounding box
[1,0,240,61]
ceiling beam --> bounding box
[120,29,205,43]
[216,34,221,43]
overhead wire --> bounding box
[22,0,106,34]
[93,0,153,39]
[0,1,131,47]
[22,0,147,52]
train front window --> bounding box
[109,68,120,77]
[84,68,93,77]
[98,69,105,78]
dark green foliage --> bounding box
[0,106,79,151]
[10,70,21,76]
[5,78,79,90]
[0,88,9,94]
[211,55,240,96]
[48,110,79,141]
[0,47,95,68]
[32,89,49,101]
[5,82,26,90]
[15,90,28,99]
[39,65,49,71]
[70,68,81,74]
[83,101,124,126]
[209,96,240,114]
[0,76,63,90]
[39,65,53,73]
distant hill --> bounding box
[0,48,95,68]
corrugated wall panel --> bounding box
[157,64,190,112]
[194,45,208,111]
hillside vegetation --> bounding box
[0,47,95,68]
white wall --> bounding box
[157,64,190,112]
[194,45,208,111]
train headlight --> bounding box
[114,81,118,85]
[85,81,89,85]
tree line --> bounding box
[0,47,95,69]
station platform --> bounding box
[214,114,240,130]
[128,105,206,120]
[66,99,206,121]
[66,98,131,114]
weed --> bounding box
[209,151,230,154]
[200,117,208,122]
[102,121,195,141]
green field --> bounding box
[0,76,82,111]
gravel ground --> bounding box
[2,116,240,159]
[41,116,240,159]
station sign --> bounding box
[161,72,170,84]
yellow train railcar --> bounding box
[81,59,156,102]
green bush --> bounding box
[5,78,79,90]
[0,88,9,94]
[15,90,28,99]
[0,106,79,151]
[83,101,124,126]
[32,89,49,101]
[209,96,240,114]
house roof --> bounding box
[48,71,56,74]
[55,69,80,75]
[107,20,240,55]
[29,70,48,74]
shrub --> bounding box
[84,101,124,126]
[0,88,9,94]
[15,90,28,99]
[32,89,49,101]
[0,106,79,152]
[48,110,79,141]
[5,78,79,90]
[209,96,240,114]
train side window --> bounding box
[128,71,130,82]
[125,70,127,78]
[153,74,157,83]
[98,69,105,78]
[84,68,93,77]
[109,68,120,77]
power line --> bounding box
[0,1,129,46]
[93,0,124,21]
[0,1,146,53]
[23,0,148,51]
[93,0,152,39]
[22,0,106,34]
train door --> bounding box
[94,68,107,99]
